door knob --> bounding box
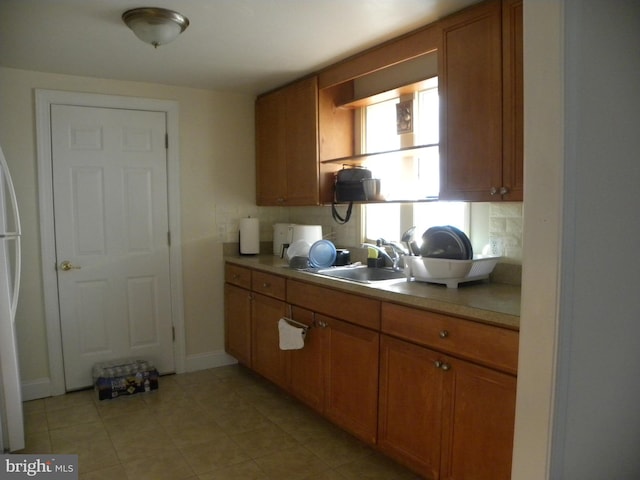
[59,260,81,271]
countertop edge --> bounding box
[225,255,520,331]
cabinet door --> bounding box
[255,77,319,206]
[288,306,324,412]
[439,0,503,201]
[501,0,523,201]
[256,89,287,205]
[378,335,444,479]
[440,357,517,480]
[284,76,319,205]
[224,283,252,366]
[322,315,379,444]
[251,293,288,388]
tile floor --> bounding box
[18,365,422,480]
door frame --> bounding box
[35,89,186,396]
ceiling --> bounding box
[0,0,479,96]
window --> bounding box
[362,78,439,201]
[361,77,469,245]
[364,201,469,245]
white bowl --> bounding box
[286,239,310,262]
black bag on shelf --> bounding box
[334,166,372,202]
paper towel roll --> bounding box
[239,217,259,254]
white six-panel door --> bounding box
[51,104,175,390]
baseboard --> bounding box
[21,377,53,401]
[184,350,237,373]
[19,353,237,401]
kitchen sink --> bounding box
[313,265,407,283]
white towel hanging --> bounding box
[278,318,306,350]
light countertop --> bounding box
[225,255,521,331]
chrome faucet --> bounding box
[378,238,409,257]
[361,243,404,271]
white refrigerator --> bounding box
[0,144,24,452]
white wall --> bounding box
[512,1,565,477]
[0,67,258,389]
[552,0,640,477]
[514,1,640,478]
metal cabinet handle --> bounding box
[308,313,328,328]
[434,360,451,371]
[59,260,81,271]
[439,330,449,339]
[262,282,270,288]
[490,186,510,196]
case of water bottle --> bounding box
[93,359,159,400]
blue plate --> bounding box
[308,240,337,268]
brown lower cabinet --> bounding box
[320,314,379,444]
[440,353,517,480]
[378,334,516,480]
[289,310,380,444]
[224,264,518,479]
[224,283,252,365]
[378,335,444,479]
[251,292,288,388]
[288,306,324,411]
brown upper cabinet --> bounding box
[255,77,354,206]
[255,0,523,205]
[502,0,524,201]
[439,0,523,201]
[255,76,319,206]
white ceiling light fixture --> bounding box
[122,7,190,48]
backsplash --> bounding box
[214,204,359,248]
[215,202,523,265]
[488,202,523,263]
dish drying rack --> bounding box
[405,256,501,288]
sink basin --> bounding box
[314,265,407,283]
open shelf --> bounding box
[320,143,438,165]
[329,196,439,205]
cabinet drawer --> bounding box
[287,280,380,330]
[225,263,251,289]
[252,271,286,300]
[381,302,518,374]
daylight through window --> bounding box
[361,77,468,244]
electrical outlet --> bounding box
[489,237,504,256]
